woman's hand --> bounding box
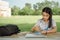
[41,31,47,34]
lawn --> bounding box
[0,15,60,32]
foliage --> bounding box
[11,0,60,15]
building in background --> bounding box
[0,0,11,17]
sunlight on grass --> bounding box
[0,15,60,32]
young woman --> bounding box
[31,7,57,34]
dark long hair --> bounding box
[42,7,53,28]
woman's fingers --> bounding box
[41,31,46,34]
[31,26,36,32]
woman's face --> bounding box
[42,12,50,21]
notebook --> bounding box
[25,32,47,38]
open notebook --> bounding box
[25,32,47,38]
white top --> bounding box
[34,19,56,30]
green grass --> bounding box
[0,15,60,32]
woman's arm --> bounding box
[31,25,41,32]
[47,26,57,34]
[41,26,57,34]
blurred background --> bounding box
[0,0,60,32]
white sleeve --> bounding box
[52,20,56,27]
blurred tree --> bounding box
[21,3,34,15]
[11,0,60,15]
[11,6,20,15]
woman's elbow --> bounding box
[54,29,57,33]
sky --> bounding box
[2,0,60,9]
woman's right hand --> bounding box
[41,30,47,34]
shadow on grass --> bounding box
[0,22,60,32]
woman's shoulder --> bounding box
[52,19,56,22]
[52,19,56,27]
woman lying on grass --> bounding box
[31,7,57,34]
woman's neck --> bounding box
[42,18,49,23]
[43,19,49,23]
